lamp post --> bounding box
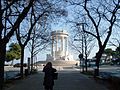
[75,31,85,72]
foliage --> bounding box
[115,45,120,58]
[104,48,113,56]
[6,43,21,62]
[104,46,120,60]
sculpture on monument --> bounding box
[46,30,73,61]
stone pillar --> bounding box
[51,36,54,57]
[63,36,65,52]
[66,37,68,52]
[63,36,66,56]
[61,36,63,51]
[55,35,58,51]
[64,37,68,57]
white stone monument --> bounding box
[46,30,74,61]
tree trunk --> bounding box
[95,48,104,77]
[0,43,6,90]
[31,52,33,73]
[85,56,88,72]
[20,47,25,78]
[95,57,100,77]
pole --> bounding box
[82,31,84,72]
[28,57,30,74]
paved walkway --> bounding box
[5,70,109,90]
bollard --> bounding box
[25,69,28,76]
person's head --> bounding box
[46,62,52,68]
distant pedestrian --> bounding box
[42,62,57,90]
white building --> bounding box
[46,30,74,61]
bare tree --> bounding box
[28,22,50,72]
[69,0,120,76]
[109,32,120,48]
[70,23,95,72]
[15,0,67,77]
[15,9,47,77]
[0,0,35,89]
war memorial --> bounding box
[36,30,79,66]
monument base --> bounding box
[36,60,79,66]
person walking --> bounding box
[43,62,57,90]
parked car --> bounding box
[13,63,27,67]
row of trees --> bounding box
[67,0,120,75]
[0,0,67,89]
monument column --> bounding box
[65,37,68,57]
[51,36,54,57]
[66,36,68,52]
[61,36,64,51]
[65,37,66,56]
[55,35,58,52]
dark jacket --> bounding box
[43,66,56,87]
